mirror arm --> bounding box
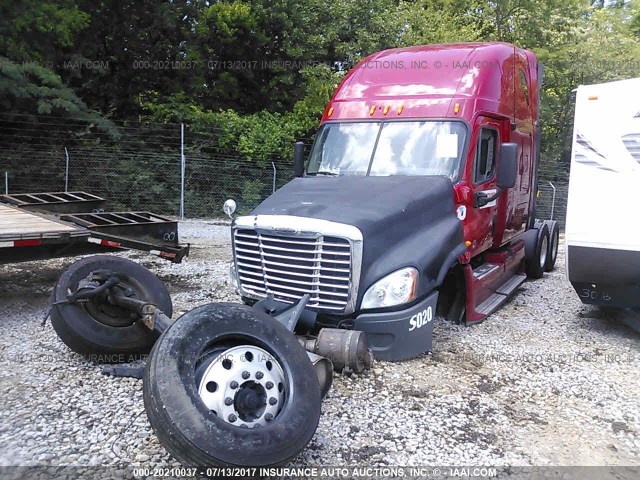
[485,188,503,202]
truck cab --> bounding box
[229,43,556,361]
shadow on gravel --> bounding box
[577,305,640,337]
[0,264,64,297]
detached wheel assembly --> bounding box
[143,303,322,467]
[50,255,171,360]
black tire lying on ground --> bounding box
[143,302,322,468]
[50,255,171,361]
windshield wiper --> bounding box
[315,171,339,176]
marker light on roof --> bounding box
[327,106,334,117]
[383,105,390,115]
[454,103,460,114]
[369,105,376,116]
[397,105,404,115]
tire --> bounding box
[438,268,466,324]
[50,255,171,361]
[525,224,550,279]
[544,220,560,272]
[143,302,322,467]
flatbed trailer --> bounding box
[0,191,188,265]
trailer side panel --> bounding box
[566,77,640,308]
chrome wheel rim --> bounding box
[197,345,286,428]
[540,236,548,269]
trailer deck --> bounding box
[1,191,105,214]
[0,191,188,264]
[0,203,86,240]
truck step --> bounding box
[496,273,527,296]
[476,274,527,316]
[473,263,500,279]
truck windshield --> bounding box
[306,121,467,180]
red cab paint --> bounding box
[319,42,546,323]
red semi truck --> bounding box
[229,41,559,361]
[49,43,559,467]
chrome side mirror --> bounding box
[223,199,237,219]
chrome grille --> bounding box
[622,134,640,163]
[233,228,353,312]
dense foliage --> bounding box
[1,0,639,211]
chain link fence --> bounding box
[0,115,301,217]
[0,114,568,227]
[536,178,568,227]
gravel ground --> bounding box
[1,219,639,473]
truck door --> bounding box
[503,64,534,240]
[467,118,501,255]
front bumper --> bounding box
[354,291,438,361]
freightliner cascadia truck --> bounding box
[227,42,559,361]
[49,43,559,467]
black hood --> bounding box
[252,176,466,305]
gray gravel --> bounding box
[1,222,639,470]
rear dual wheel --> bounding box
[525,223,550,279]
[544,220,560,272]
[143,303,322,467]
[524,220,560,278]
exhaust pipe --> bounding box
[306,351,333,399]
[302,328,373,374]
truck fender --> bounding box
[435,243,469,286]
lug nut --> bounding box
[224,397,234,406]
[240,424,248,429]
[242,371,250,379]
[269,397,278,406]
[230,381,239,389]
[265,413,274,422]
[255,371,264,380]
[228,414,237,423]
[265,381,274,389]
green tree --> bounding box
[0,0,89,63]
[0,0,105,121]
[0,56,107,125]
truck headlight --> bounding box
[361,267,418,309]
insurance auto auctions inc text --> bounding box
[256,466,498,478]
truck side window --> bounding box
[474,129,497,183]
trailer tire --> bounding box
[143,302,321,468]
[543,220,560,272]
[50,255,170,361]
[525,224,550,279]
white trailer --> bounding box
[566,77,640,308]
